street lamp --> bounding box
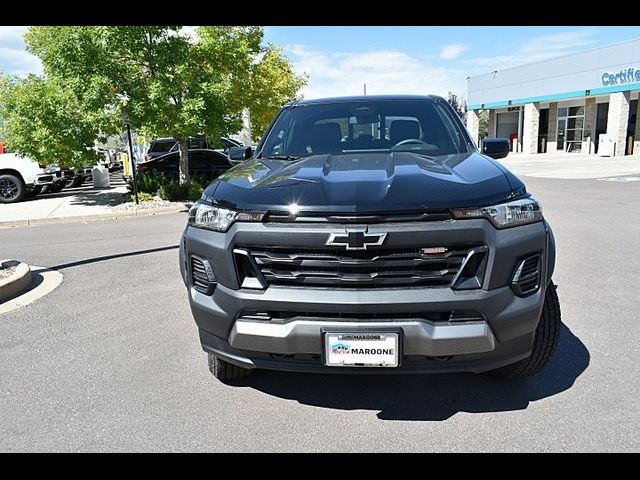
[121,107,139,205]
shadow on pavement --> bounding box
[50,245,179,270]
[67,191,128,207]
[233,323,589,421]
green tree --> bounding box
[247,46,307,140]
[447,91,467,122]
[25,26,306,183]
[0,74,101,169]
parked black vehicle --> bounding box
[179,95,559,382]
[138,148,232,182]
[145,136,242,162]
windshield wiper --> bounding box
[264,155,302,161]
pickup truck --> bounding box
[179,95,560,382]
[0,152,60,203]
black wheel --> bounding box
[208,353,252,382]
[26,185,43,198]
[491,282,561,380]
[49,181,65,193]
[70,176,85,188]
[0,174,26,203]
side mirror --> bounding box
[228,146,252,162]
[482,138,510,159]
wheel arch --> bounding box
[0,169,26,185]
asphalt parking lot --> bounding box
[0,174,639,452]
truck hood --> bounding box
[205,151,521,213]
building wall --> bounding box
[468,38,640,108]
[583,97,597,153]
[635,101,640,154]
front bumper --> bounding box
[33,173,55,186]
[180,218,555,374]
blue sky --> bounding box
[2,26,640,100]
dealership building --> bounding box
[466,37,640,156]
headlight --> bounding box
[452,197,542,228]
[188,203,264,232]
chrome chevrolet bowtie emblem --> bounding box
[326,228,387,250]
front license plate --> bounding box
[324,332,399,367]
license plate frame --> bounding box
[322,328,402,368]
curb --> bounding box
[0,260,32,302]
[0,266,64,315]
[0,205,189,229]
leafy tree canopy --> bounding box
[21,26,306,182]
[0,74,101,168]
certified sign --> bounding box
[602,67,640,86]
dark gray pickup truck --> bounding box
[179,95,560,382]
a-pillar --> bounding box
[466,109,480,146]
[522,103,540,154]
[607,91,630,156]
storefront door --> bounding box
[556,106,584,153]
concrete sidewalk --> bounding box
[0,174,187,227]
[0,174,129,224]
[498,153,640,180]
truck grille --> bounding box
[243,245,483,288]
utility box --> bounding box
[598,134,614,156]
[92,164,110,188]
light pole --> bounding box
[121,109,139,205]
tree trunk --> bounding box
[178,139,189,184]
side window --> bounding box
[156,154,179,174]
[207,151,230,167]
[189,151,207,172]
[189,138,208,149]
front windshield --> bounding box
[259,99,470,159]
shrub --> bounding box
[157,179,189,202]
[130,191,155,203]
[129,171,163,195]
[130,172,206,202]
[187,181,204,201]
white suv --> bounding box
[0,152,56,203]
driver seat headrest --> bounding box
[390,120,421,144]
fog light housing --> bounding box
[511,254,541,297]
[190,255,216,295]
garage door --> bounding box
[496,112,519,139]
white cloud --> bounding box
[0,26,28,44]
[468,29,598,71]
[286,45,466,100]
[439,44,468,60]
[0,26,42,76]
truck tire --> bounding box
[49,181,65,193]
[26,185,43,198]
[70,176,85,188]
[0,174,26,203]
[491,282,561,380]
[208,353,252,382]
